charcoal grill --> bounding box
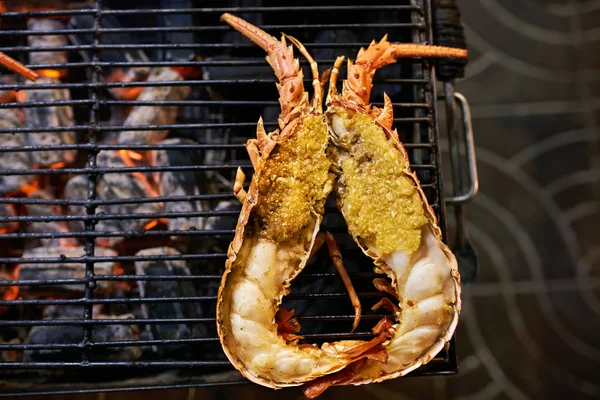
[0,0,476,396]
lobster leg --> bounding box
[233,168,247,203]
[309,231,361,332]
[374,93,394,131]
[246,139,260,170]
[284,35,323,112]
[327,56,345,104]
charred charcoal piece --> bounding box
[0,109,35,195]
[63,174,87,233]
[177,103,232,194]
[26,310,141,362]
[151,138,203,239]
[204,200,239,245]
[18,246,117,298]
[118,68,191,146]
[42,305,89,320]
[22,77,76,167]
[25,325,82,362]
[135,247,206,356]
[24,189,75,248]
[0,203,18,234]
[91,316,142,362]
[94,150,162,248]
[27,18,68,69]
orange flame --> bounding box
[105,69,144,100]
[117,149,160,198]
[0,268,19,317]
[125,150,143,161]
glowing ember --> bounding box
[37,69,66,79]
[105,68,146,100]
[117,149,160,198]
[113,265,131,292]
[49,162,65,169]
[0,90,15,103]
[143,220,159,231]
[143,218,168,231]
[171,66,201,80]
[19,179,40,197]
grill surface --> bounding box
[0,0,457,396]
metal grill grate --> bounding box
[0,0,457,396]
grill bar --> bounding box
[79,0,103,365]
[0,142,434,151]
[0,78,429,92]
[0,195,440,207]
[5,224,464,240]
[1,5,420,19]
[0,119,430,134]
[0,295,387,307]
[1,23,423,36]
[0,271,379,282]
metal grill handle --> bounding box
[445,92,478,205]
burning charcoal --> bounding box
[18,246,117,298]
[0,202,18,234]
[27,18,68,68]
[105,66,150,101]
[204,200,239,240]
[94,150,162,248]
[63,174,87,233]
[22,77,76,167]
[151,138,203,238]
[118,68,191,146]
[135,247,206,355]
[26,311,141,362]
[0,109,35,195]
